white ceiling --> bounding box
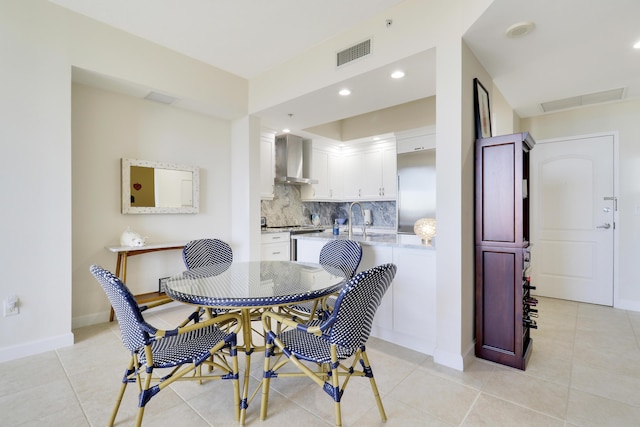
[59,0,640,138]
[464,0,640,118]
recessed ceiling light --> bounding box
[634,40,640,49]
[282,128,291,133]
[339,89,351,96]
[391,70,405,79]
[505,21,535,38]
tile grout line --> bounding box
[54,348,93,426]
[564,301,579,423]
[457,391,482,426]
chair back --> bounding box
[325,263,396,351]
[183,238,233,269]
[90,264,156,353]
[319,240,362,279]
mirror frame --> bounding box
[121,158,200,214]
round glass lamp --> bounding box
[414,218,436,246]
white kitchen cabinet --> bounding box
[358,245,393,333]
[341,141,396,201]
[260,132,275,200]
[294,237,436,355]
[295,238,326,263]
[380,145,397,198]
[341,152,361,199]
[261,232,290,260]
[396,126,436,154]
[302,146,343,201]
[301,148,329,200]
[391,247,436,353]
[327,153,343,200]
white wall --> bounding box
[522,99,640,311]
[0,0,247,362]
[0,1,74,361]
[71,83,232,327]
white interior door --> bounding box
[530,134,615,306]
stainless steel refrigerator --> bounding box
[396,149,436,234]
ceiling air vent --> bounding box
[540,88,625,113]
[337,39,371,67]
[144,91,177,105]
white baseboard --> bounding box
[0,332,74,363]
[370,326,435,355]
[72,301,185,329]
[432,339,476,372]
[615,298,640,312]
[433,347,465,371]
[462,340,476,369]
[72,311,110,329]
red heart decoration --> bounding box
[133,183,142,191]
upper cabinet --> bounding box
[343,139,396,201]
[266,128,438,203]
[396,126,436,153]
[260,132,275,200]
[302,144,343,201]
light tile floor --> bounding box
[2,296,640,426]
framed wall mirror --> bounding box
[121,158,200,214]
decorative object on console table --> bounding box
[120,227,147,247]
[473,78,492,139]
[474,132,535,370]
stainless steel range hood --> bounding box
[274,134,317,185]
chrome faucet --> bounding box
[348,202,367,239]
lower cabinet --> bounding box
[261,232,290,261]
[295,239,436,355]
[295,239,325,263]
[390,248,436,354]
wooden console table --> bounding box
[105,241,189,321]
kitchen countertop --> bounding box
[291,229,435,250]
[261,225,329,234]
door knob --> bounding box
[596,223,611,229]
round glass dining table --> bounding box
[164,260,346,309]
[163,260,346,424]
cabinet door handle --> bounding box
[596,223,611,229]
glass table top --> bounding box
[164,261,346,308]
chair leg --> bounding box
[109,358,136,427]
[109,380,128,427]
[227,337,241,422]
[260,335,274,420]
[134,358,155,427]
[330,346,343,427]
[135,406,145,427]
[360,347,387,422]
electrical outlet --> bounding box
[4,295,19,316]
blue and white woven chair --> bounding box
[287,240,363,321]
[90,265,241,427]
[319,239,363,278]
[182,238,234,318]
[182,238,233,269]
[260,263,397,427]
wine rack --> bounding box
[474,132,536,370]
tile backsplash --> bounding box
[261,184,396,229]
